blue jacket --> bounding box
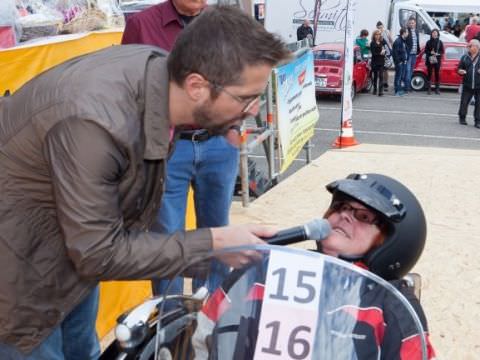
[392,36,408,65]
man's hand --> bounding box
[224,126,241,147]
[210,224,277,268]
[458,69,467,75]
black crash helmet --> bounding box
[326,173,427,280]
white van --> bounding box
[264,0,458,45]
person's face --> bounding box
[467,42,479,56]
[408,19,416,29]
[303,19,310,27]
[432,31,438,39]
[193,64,272,135]
[321,200,383,258]
[172,0,206,16]
[377,25,384,31]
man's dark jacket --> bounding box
[297,24,313,41]
[392,36,408,65]
[458,53,480,90]
[406,28,420,55]
[0,45,212,353]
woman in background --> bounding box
[424,29,444,94]
[370,30,386,96]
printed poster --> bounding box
[274,50,319,173]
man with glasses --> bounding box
[457,39,480,128]
[209,82,261,114]
[0,6,290,359]
[122,0,253,299]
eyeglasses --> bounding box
[209,82,261,113]
[330,201,380,225]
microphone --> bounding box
[262,219,331,246]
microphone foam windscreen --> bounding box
[305,218,331,241]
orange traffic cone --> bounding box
[332,118,359,148]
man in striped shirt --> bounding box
[405,16,420,92]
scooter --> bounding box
[100,245,427,360]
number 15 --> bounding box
[270,268,317,304]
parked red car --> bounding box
[411,42,468,91]
[313,42,371,100]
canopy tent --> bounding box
[413,0,480,14]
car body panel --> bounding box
[413,41,467,89]
[313,42,371,97]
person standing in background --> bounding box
[122,0,242,298]
[424,29,444,95]
[297,19,314,42]
[376,21,392,91]
[453,22,462,38]
[370,30,386,97]
[465,16,480,42]
[457,39,480,128]
[355,29,370,59]
[405,16,420,92]
[392,27,409,96]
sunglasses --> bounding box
[330,201,381,225]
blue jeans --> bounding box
[152,134,239,299]
[394,62,407,93]
[0,286,100,360]
[405,53,417,91]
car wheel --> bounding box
[411,73,426,91]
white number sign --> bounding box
[253,251,324,359]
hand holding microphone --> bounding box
[212,219,331,268]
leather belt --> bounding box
[178,130,211,142]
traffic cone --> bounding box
[332,118,359,148]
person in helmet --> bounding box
[321,173,425,280]
[314,173,436,359]
[191,174,438,359]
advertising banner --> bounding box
[274,50,319,173]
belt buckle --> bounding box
[192,130,208,142]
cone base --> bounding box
[332,136,359,148]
